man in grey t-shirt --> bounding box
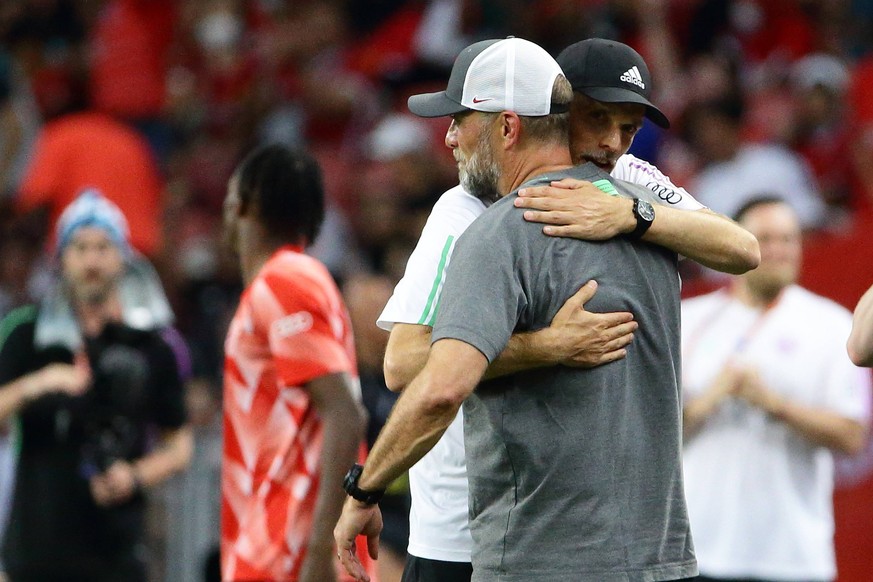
[441,163,691,581]
[335,37,696,582]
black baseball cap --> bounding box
[557,38,670,128]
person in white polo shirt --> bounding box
[369,38,759,582]
[681,196,871,582]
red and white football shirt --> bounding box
[221,246,375,581]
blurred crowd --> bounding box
[1,0,873,581]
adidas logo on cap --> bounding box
[620,66,645,89]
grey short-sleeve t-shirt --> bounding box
[432,163,696,581]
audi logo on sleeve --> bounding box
[646,182,684,205]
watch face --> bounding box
[637,200,655,221]
[343,464,363,494]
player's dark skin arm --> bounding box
[300,372,368,582]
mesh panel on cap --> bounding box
[514,45,558,115]
[462,43,509,112]
[460,38,563,117]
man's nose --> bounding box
[600,127,622,152]
[445,122,459,149]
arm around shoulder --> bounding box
[644,206,760,274]
[513,178,759,273]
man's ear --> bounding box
[498,111,522,150]
[237,196,250,217]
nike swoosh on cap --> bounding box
[472,97,493,103]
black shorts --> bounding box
[401,555,473,582]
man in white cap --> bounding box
[367,39,756,582]
[335,37,698,581]
[0,189,192,582]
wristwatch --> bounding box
[342,464,385,505]
[630,198,655,240]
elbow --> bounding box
[847,340,873,368]
[847,346,864,368]
[837,424,868,457]
[382,354,407,393]
[726,236,761,275]
[420,379,467,415]
[838,436,866,457]
[321,398,368,443]
[741,238,761,273]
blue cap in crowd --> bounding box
[55,188,132,258]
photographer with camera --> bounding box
[0,189,193,582]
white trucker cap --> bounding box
[408,37,568,118]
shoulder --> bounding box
[613,154,703,209]
[252,250,341,318]
[259,250,334,294]
[157,326,192,380]
[613,154,653,178]
[470,193,525,229]
[741,144,806,169]
[435,184,484,208]
[0,305,38,344]
[612,178,653,200]
[681,290,726,315]
[612,154,675,185]
[427,185,487,230]
[784,285,852,322]
[456,194,544,258]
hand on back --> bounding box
[546,280,637,367]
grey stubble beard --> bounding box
[458,129,501,206]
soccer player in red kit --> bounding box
[221,145,377,581]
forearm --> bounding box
[360,370,461,491]
[483,330,552,380]
[644,207,760,274]
[770,399,867,455]
[133,426,194,488]
[386,323,549,389]
[848,285,873,367]
[0,369,51,423]
[308,402,366,552]
[361,340,486,491]
[0,376,35,423]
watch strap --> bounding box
[630,198,654,240]
[343,464,385,505]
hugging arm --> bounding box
[515,178,760,274]
[383,280,636,392]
